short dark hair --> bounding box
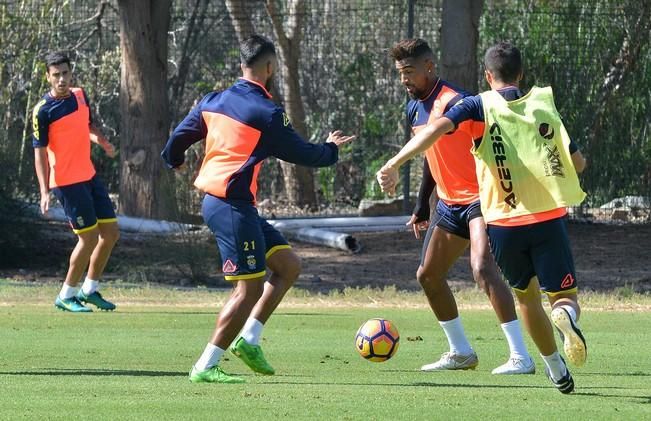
[484,42,522,83]
[389,38,433,61]
[44,51,71,72]
[240,34,276,67]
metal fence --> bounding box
[1,0,649,223]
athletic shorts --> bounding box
[429,199,483,239]
[51,175,117,234]
[202,194,290,281]
[487,216,578,295]
[419,200,483,264]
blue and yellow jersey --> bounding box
[408,79,483,205]
[162,78,339,203]
[32,88,96,188]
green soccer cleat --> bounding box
[77,290,116,311]
[54,296,92,313]
[189,365,245,384]
[230,337,275,375]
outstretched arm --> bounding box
[377,117,454,195]
[161,102,207,169]
[269,109,355,167]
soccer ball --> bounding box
[355,318,400,362]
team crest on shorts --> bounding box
[222,259,237,274]
[76,216,85,227]
[560,273,575,289]
[246,255,257,270]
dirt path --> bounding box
[3,220,650,293]
[296,224,651,293]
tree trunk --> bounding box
[226,0,317,209]
[266,0,317,209]
[224,0,255,43]
[588,3,650,150]
[439,0,483,93]
[117,0,176,219]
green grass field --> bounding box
[1,282,650,420]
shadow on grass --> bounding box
[260,380,551,390]
[573,392,651,402]
[119,311,353,316]
[274,313,351,317]
[578,371,651,377]
[120,311,217,315]
[0,368,187,377]
[260,380,648,397]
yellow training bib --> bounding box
[473,87,586,223]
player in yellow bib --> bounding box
[377,43,587,394]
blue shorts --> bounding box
[51,175,117,234]
[487,217,578,295]
[432,200,483,240]
[202,194,290,281]
[420,200,483,264]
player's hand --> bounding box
[376,164,399,195]
[39,191,50,215]
[102,141,116,158]
[406,214,429,239]
[327,130,356,146]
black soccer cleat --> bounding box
[545,365,575,394]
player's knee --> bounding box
[281,253,302,283]
[471,264,489,291]
[78,229,99,248]
[101,226,120,245]
[236,279,264,301]
[416,267,444,290]
[471,256,498,289]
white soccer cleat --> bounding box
[491,356,535,375]
[420,351,479,371]
[551,307,587,367]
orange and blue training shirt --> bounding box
[161,78,339,203]
[408,79,483,207]
[32,88,95,188]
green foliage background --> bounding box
[0,0,648,216]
